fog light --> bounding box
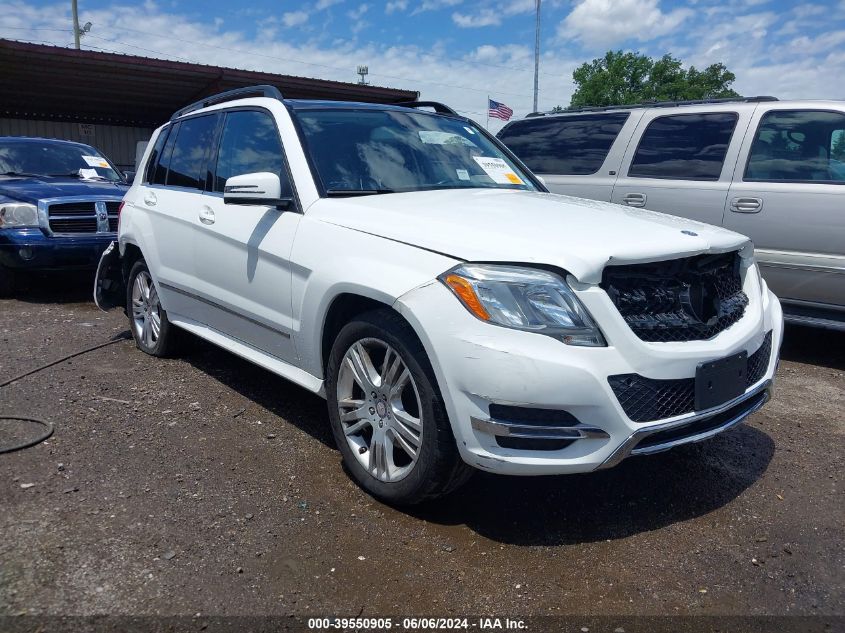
[18,247,34,260]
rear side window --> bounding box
[497,113,629,175]
[629,112,738,181]
[151,124,177,185]
[213,110,290,195]
[166,114,218,190]
[745,110,845,183]
[144,127,170,184]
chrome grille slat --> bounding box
[46,199,118,235]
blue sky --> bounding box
[2,0,845,131]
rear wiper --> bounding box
[325,189,396,197]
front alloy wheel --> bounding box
[337,338,423,483]
[326,309,472,504]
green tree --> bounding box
[565,51,740,109]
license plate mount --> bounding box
[695,351,748,411]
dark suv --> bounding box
[0,137,129,295]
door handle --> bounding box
[730,197,762,213]
[622,192,646,207]
[143,191,157,207]
[198,207,215,225]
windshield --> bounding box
[295,109,538,195]
[0,141,123,182]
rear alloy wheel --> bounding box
[326,310,472,504]
[126,260,179,357]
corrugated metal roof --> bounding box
[0,39,419,126]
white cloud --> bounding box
[315,0,345,10]
[411,0,462,16]
[348,3,370,20]
[385,0,408,14]
[282,11,309,27]
[560,0,693,48]
[452,10,500,28]
[452,0,535,28]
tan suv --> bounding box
[498,97,845,330]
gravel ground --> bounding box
[0,274,843,623]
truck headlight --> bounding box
[0,203,38,228]
[439,264,605,347]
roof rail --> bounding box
[171,85,284,120]
[395,100,459,116]
[525,95,779,118]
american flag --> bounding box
[488,99,514,121]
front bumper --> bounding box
[0,228,114,271]
[395,273,783,476]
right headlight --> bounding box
[439,263,605,347]
[0,202,38,228]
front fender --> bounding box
[93,241,125,311]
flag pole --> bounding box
[486,95,490,131]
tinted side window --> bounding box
[629,113,738,181]
[498,113,629,175]
[144,126,170,184]
[213,110,290,195]
[152,123,178,185]
[167,114,217,190]
[745,110,845,183]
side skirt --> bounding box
[168,314,326,397]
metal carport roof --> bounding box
[0,39,419,127]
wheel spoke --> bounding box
[344,418,371,436]
[142,316,153,346]
[150,311,161,338]
[380,348,402,390]
[392,406,422,432]
[347,342,378,390]
[340,402,369,423]
[388,427,418,460]
[369,435,388,480]
[131,300,145,319]
[389,368,411,400]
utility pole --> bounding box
[72,0,81,49]
[533,0,541,113]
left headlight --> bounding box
[0,202,38,228]
[439,264,605,347]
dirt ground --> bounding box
[0,274,842,626]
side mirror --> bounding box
[224,172,292,210]
[123,170,135,183]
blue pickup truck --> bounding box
[0,137,130,296]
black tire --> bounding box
[326,309,473,504]
[126,259,180,357]
[0,265,17,298]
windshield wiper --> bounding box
[49,172,108,180]
[2,171,43,178]
[325,188,396,197]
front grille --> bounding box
[609,331,773,423]
[48,202,97,216]
[47,200,119,235]
[633,390,767,452]
[601,251,748,342]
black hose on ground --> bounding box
[0,331,131,453]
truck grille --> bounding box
[601,251,748,343]
[608,331,772,422]
[47,201,119,235]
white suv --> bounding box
[95,86,783,504]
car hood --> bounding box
[309,189,751,283]
[0,176,128,205]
